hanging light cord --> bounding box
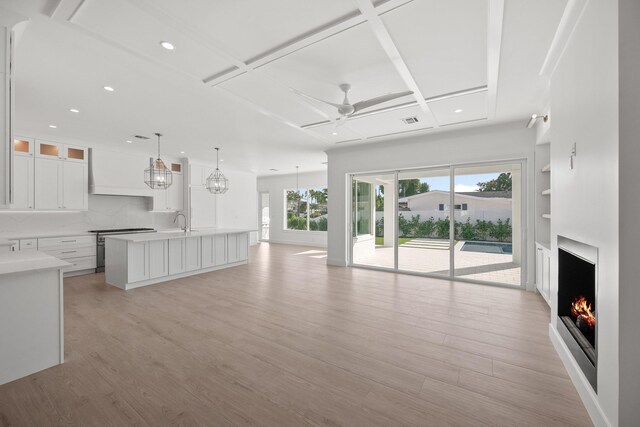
[155,132,162,160]
[215,147,220,170]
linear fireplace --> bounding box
[557,236,598,391]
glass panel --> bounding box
[352,174,394,269]
[260,192,270,240]
[453,163,521,286]
[308,188,328,231]
[40,143,59,157]
[285,189,308,230]
[14,139,30,153]
[171,163,182,172]
[397,168,451,276]
[67,147,85,160]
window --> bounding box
[438,203,445,211]
[352,181,372,236]
[462,203,468,211]
[285,188,328,231]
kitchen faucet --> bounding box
[173,213,188,232]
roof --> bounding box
[399,190,512,202]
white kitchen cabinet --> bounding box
[185,236,201,271]
[128,241,150,283]
[227,233,248,263]
[63,145,87,163]
[34,157,63,209]
[152,172,183,212]
[38,234,96,276]
[35,140,63,160]
[202,234,226,268]
[13,137,34,157]
[63,161,88,210]
[12,155,34,210]
[149,240,168,279]
[536,243,551,304]
[188,164,213,187]
[168,238,186,275]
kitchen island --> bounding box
[105,229,252,290]
[0,251,69,385]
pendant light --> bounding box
[206,147,229,194]
[144,132,172,189]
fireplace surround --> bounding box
[557,236,598,391]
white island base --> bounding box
[105,229,251,290]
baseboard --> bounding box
[327,257,347,267]
[549,324,611,427]
[263,238,327,248]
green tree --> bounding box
[477,173,512,192]
[399,179,430,197]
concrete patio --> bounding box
[353,239,521,286]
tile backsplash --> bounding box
[0,195,176,235]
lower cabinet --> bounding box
[228,233,249,263]
[536,243,551,303]
[202,234,227,268]
[149,240,169,279]
[168,237,201,275]
[128,241,150,283]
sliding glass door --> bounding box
[453,163,521,286]
[350,160,525,287]
[397,169,450,276]
[351,173,395,269]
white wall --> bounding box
[618,0,640,425]
[326,122,536,288]
[549,0,619,425]
[215,168,259,245]
[257,170,327,247]
[0,194,175,235]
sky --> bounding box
[420,173,500,192]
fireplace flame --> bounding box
[571,296,596,330]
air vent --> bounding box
[133,134,150,140]
[401,116,419,124]
[269,168,278,171]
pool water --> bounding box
[460,241,513,254]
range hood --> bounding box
[89,147,154,197]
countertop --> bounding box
[0,230,96,240]
[105,228,254,242]
[0,251,71,276]
[0,239,13,247]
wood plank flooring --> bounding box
[0,243,592,426]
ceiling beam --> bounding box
[486,0,505,119]
[353,0,439,128]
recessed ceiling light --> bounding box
[103,86,115,92]
[220,159,224,162]
[126,140,132,144]
[180,151,185,154]
[69,108,79,113]
[160,41,175,50]
[454,109,463,113]
[332,132,338,135]
[49,125,57,128]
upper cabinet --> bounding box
[189,164,213,187]
[151,161,184,212]
[11,137,89,211]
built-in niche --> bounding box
[557,236,598,391]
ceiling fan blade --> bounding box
[352,90,414,113]
[290,88,342,109]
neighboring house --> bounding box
[389,190,512,223]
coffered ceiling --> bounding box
[2,0,567,174]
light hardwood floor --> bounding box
[0,243,592,426]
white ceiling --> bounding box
[2,0,567,175]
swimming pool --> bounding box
[460,241,512,254]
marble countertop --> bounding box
[106,228,254,242]
[0,230,96,240]
[0,251,70,276]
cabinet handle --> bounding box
[62,240,76,243]
[62,250,77,254]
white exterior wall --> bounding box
[257,170,327,247]
[402,191,512,223]
[326,122,535,288]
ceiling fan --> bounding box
[295,83,414,125]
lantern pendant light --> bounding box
[206,147,229,194]
[144,132,173,189]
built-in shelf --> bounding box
[542,189,551,196]
[542,214,551,219]
[542,164,551,172]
